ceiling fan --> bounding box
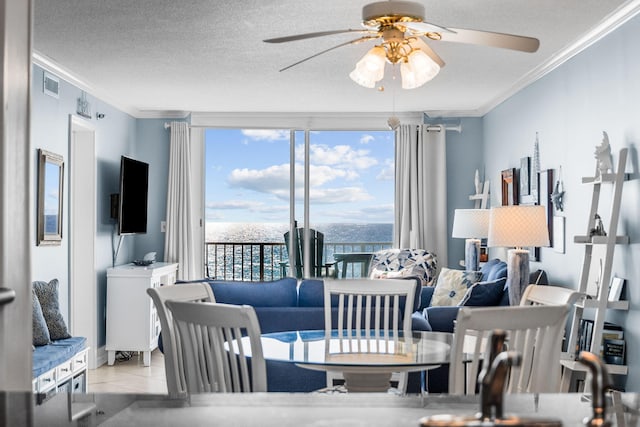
[264,1,540,89]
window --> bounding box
[204,128,394,280]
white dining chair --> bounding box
[146,282,215,397]
[520,284,583,307]
[165,300,267,393]
[322,278,417,392]
[449,304,571,395]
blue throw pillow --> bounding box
[32,289,51,346]
[33,279,71,340]
[459,277,507,307]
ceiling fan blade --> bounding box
[438,27,540,53]
[264,29,378,43]
[412,38,445,68]
[402,21,456,35]
[278,36,380,72]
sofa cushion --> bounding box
[459,277,507,306]
[207,278,298,307]
[32,289,51,346]
[430,268,482,307]
[33,279,71,340]
[298,279,324,307]
[481,259,508,282]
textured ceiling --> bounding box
[33,0,638,117]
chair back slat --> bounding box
[450,304,570,395]
[322,278,417,392]
[146,283,215,397]
[166,300,266,394]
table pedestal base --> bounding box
[342,372,392,392]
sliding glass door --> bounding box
[204,128,394,280]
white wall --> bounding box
[483,14,640,391]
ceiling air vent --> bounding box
[43,72,59,98]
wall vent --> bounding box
[43,72,59,98]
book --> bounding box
[603,339,625,365]
[608,277,625,301]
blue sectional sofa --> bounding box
[179,263,547,393]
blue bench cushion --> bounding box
[207,278,298,307]
[32,336,86,378]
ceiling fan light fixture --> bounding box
[400,49,440,89]
[349,46,386,88]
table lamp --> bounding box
[487,205,550,305]
[452,209,490,271]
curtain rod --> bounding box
[164,122,462,133]
[425,124,462,133]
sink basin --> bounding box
[419,414,562,427]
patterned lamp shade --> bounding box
[452,209,490,239]
[487,205,550,248]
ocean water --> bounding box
[205,222,393,244]
[205,222,393,280]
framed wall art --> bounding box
[37,149,64,246]
[501,168,518,206]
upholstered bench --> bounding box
[32,337,88,398]
[32,279,88,401]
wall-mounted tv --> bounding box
[117,156,149,234]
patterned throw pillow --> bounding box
[33,279,71,340]
[430,268,482,307]
[32,289,51,346]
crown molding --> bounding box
[425,0,640,118]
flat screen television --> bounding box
[117,156,149,234]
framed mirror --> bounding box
[37,149,64,246]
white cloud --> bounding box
[227,164,291,194]
[241,129,289,141]
[306,186,373,204]
[297,144,377,170]
[377,158,394,180]
[360,134,375,144]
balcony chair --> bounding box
[368,248,438,287]
[146,283,216,397]
[449,304,571,395]
[166,300,267,393]
[321,278,417,393]
[281,227,335,278]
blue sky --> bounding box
[205,129,394,224]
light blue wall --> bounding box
[30,65,177,347]
[439,118,485,268]
[482,14,640,391]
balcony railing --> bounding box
[205,241,392,281]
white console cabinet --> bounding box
[106,262,178,366]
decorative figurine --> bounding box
[594,131,613,177]
[551,166,565,212]
[474,169,482,194]
[589,213,607,238]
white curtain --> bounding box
[394,124,448,269]
[164,121,198,280]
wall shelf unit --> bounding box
[560,147,629,391]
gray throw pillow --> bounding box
[32,289,51,346]
[33,279,71,340]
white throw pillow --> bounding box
[430,268,482,307]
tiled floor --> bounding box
[88,349,167,394]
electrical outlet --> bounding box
[161,221,166,233]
